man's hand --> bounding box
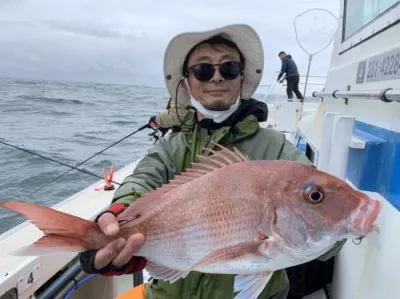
[94,213,145,270]
[80,204,147,276]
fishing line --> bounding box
[0,138,114,183]
[26,124,151,196]
[262,73,281,102]
[0,123,152,197]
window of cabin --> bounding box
[344,0,400,40]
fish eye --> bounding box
[304,186,324,204]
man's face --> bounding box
[279,53,285,60]
[186,43,242,111]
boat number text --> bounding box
[17,264,40,293]
[27,272,34,284]
[366,48,400,82]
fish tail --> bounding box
[0,201,100,256]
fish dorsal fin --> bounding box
[171,142,248,185]
[117,142,248,224]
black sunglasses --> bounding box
[187,61,243,82]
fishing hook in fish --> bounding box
[352,237,363,245]
[118,215,139,226]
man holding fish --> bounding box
[1,24,382,299]
[77,24,358,298]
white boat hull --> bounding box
[0,160,148,299]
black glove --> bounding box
[79,203,147,276]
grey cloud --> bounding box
[0,0,340,88]
[48,21,127,39]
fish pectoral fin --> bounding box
[234,272,274,299]
[192,240,272,269]
[145,261,189,283]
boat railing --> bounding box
[313,88,400,103]
[256,71,326,102]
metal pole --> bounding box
[293,8,339,121]
[36,260,83,299]
[313,88,400,102]
[302,54,313,103]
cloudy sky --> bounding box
[0,0,340,90]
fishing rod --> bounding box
[0,123,158,196]
[0,138,114,183]
[27,123,158,196]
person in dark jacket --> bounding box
[277,51,303,101]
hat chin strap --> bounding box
[184,78,241,124]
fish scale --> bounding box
[137,192,263,268]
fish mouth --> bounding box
[349,198,382,237]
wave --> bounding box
[83,129,117,135]
[17,95,86,105]
[33,110,74,116]
[90,159,115,168]
[1,107,35,113]
[109,120,137,126]
[14,80,39,85]
[72,132,113,142]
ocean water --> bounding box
[0,77,169,234]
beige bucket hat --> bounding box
[163,24,264,103]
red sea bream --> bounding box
[0,143,382,299]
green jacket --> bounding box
[112,101,344,299]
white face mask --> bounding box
[190,97,240,123]
[185,78,241,123]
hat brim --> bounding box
[163,24,264,102]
